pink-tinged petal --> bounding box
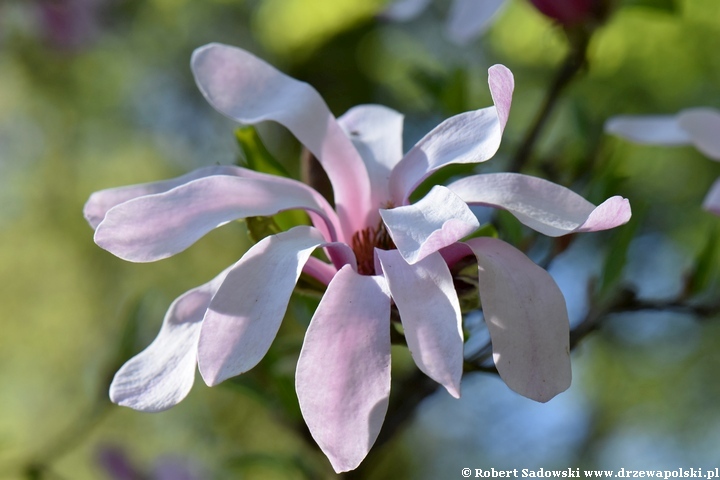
[84,165,242,229]
[377,249,463,397]
[303,241,358,281]
[95,175,337,263]
[448,173,631,236]
[466,237,571,402]
[109,270,228,412]
[438,242,474,269]
[302,257,338,286]
[324,241,359,272]
[191,43,371,238]
[380,0,432,21]
[677,108,720,161]
[198,226,327,386]
[86,166,340,243]
[380,185,480,264]
[576,195,632,233]
[446,0,506,45]
[702,177,720,216]
[296,266,391,473]
[488,64,514,131]
[389,65,514,204]
[604,115,692,146]
[338,105,404,214]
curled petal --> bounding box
[338,105,404,217]
[702,178,720,216]
[86,166,340,242]
[377,249,463,397]
[109,270,228,412]
[191,43,371,238]
[380,185,479,264]
[296,266,391,473]
[198,226,327,386]
[448,173,631,236]
[677,108,720,160]
[95,175,337,263]
[303,257,338,286]
[466,237,571,402]
[84,165,242,229]
[389,65,514,204]
[301,241,358,284]
[604,115,691,146]
[446,0,506,45]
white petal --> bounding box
[191,43,371,238]
[197,226,327,386]
[702,177,720,216]
[466,237,571,402]
[95,175,337,263]
[380,0,432,21]
[84,165,243,229]
[338,104,404,214]
[109,270,228,412]
[296,266,391,473]
[604,115,692,145]
[377,249,463,397]
[381,185,479,264]
[389,65,514,203]
[446,0,506,45]
[677,107,720,160]
[448,173,631,236]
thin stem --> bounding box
[463,288,720,375]
[509,28,592,173]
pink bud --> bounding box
[529,0,596,26]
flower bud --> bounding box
[529,0,597,26]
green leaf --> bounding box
[235,126,291,178]
[440,68,468,115]
[236,127,310,239]
[462,222,499,241]
[245,216,283,244]
[495,209,526,248]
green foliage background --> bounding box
[1,0,720,478]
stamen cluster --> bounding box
[351,220,396,275]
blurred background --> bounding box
[2,0,720,478]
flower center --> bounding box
[351,219,396,276]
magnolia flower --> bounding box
[86,43,631,472]
[606,108,720,215]
[381,0,506,45]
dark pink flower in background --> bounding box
[36,0,105,50]
[529,0,597,26]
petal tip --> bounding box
[446,382,461,399]
[578,195,632,233]
[197,360,224,387]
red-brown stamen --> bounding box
[351,218,396,275]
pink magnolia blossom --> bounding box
[86,43,631,472]
[606,108,720,215]
[381,0,507,45]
